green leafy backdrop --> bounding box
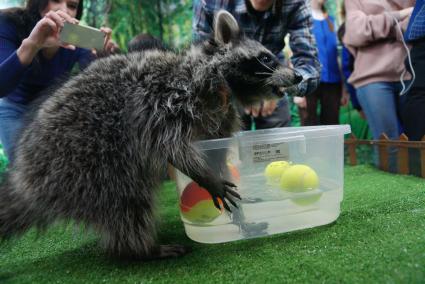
[82,0,193,50]
[1,0,343,50]
[82,0,342,50]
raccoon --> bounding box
[0,11,302,260]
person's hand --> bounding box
[244,100,277,117]
[293,96,307,108]
[401,7,414,32]
[27,10,79,51]
[100,27,119,54]
[399,7,414,20]
[17,10,78,65]
[392,7,414,22]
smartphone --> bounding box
[59,22,105,50]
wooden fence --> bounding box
[345,133,425,178]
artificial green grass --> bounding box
[0,165,424,283]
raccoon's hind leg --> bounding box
[98,184,190,260]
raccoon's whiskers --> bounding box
[261,78,274,88]
[256,57,276,73]
[255,72,273,76]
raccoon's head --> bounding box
[207,10,303,106]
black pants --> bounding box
[299,82,342,126]
[402,86,425,141]
[401,38,425,176]
[402,38,425,141]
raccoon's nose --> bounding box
[293,71,303,84]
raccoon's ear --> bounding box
[213,10,240,45]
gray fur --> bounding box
[0,11,300,259]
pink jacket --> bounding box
[343,0,415,88]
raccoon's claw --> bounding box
[225,192,239,208]
[224,181,237,188]
[210,179,241,213]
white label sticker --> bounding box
[251,142,289,163]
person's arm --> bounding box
[287,0,321,97]
[0,20,32,98]
[192,0,214,42]
[341,46,352,81]
[333,20,347,107]
[343,0,413,48]
[0,11,80,98]
[341,47,361,111]
[340,46,351,105]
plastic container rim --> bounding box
[194,125,351,151]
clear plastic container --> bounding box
[175,125,351,243]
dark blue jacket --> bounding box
[0,15,93,104]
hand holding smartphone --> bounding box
[59,22,105,50]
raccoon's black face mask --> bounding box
[212,10,303,107]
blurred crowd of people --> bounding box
[1,0,424,173]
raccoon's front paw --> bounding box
[205,179,241,212]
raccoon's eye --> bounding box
[258,54,273,65]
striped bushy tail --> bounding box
[0,172,47,240]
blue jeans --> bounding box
[356,82,405,172]
[0,98,28,162]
